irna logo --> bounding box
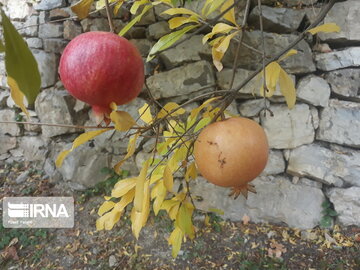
[3,197,74,228]
[7,202,69,218]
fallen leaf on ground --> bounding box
[268,241,287,258]
[1,246,19,261]
[242,214,250,225]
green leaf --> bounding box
[194,117,211,132]
[202,0,226,17]
[0,40,5,52]
[327,209,338,217]
[1,10,41,105]
[71,0,94,20]
[322,200,331,209]
[119,5,152,36]
[320,216,333,228]
[147,24,198,61]
[130,0,149,15]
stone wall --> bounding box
[0,0,359,229]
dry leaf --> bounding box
[242,214,250,225]
[1,246,19,261]
[355,233,360,242]
[268,242,286,258]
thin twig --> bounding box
[0,121,114,130]
[212,0,338,121]
[149,0,242,57]
[257,0,271,115]
[228,0,252,90]
[15,1,119,31]
[104,0,115,33]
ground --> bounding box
[0,162,359,270]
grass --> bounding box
[0,223,48,250]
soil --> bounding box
[0,161,359,270]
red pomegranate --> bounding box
[59,31,144,118]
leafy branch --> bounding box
[1,0,341,259]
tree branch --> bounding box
[229,0,252,90]
[216,0,338,118]
[105,0,115,33]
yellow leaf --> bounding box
[96,190,134,231]
[188,96,221,126]
[162,7,199,18]
[134,159,150,212]
[111,177,137,198]
[278,49,298,62]
[202,23,236,44]
[119,5,152,36]
[130,0,149,14]
[71,0,94,19]
[7,76,29,118]
[138,103,153,124]
[110,101,117,111]
[169,202,180,220]
[163,165,174,192]
[114,133,139,173]
[56,129,109,167]
[151,181,167,215]
[173,144,187,164]
[185,162,197,181]
[194,117,211,132]
[152,0,173,6]
[113,1,123,15]
[95,209,121,230]
[215,31,238,54]
[97,201,116,216]
[208,207,224,215]
[212,45,224,71]
[202,0,227,17]
[157,102,186,118]
[278,68,296,109]
[307,23,340,35]
[95,0,117,10]
[150,165,165,184]
[176,202,195,239]
[168,226,184,258]
[203,107,220,119]
[131,180,150,239]
[110,110,136,131]
[160,199,179,212]
[168,16,198,29]
[211,31,238,72]
[114,189,135,212]
[220,0,237,26]
[260,61,281,97]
